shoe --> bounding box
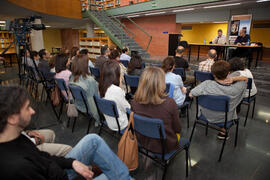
[217,132,229,140]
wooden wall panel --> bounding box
[8,0,82,19]
[61,29,79,50]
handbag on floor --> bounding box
[67,99,78,117]
[117,111,138,171]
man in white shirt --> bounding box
[120,47,131,61]
[212,29,226,45]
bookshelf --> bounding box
[0,31,16,54]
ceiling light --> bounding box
[173,8,194,12]
[213,21,227,23]
[256,0,270,2]
[0,21,6,24]
[45,25,51,28]
[145,12,165,16]
[0,25,6,27]
[128,15,140,18]
[204,3,241,9]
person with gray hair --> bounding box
[198,49,217,72]
[95,45,110,69]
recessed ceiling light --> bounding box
[45,25,51,28]
[145,12,166,16]
[0,21,6,24]
[128,15,140,18]
[256,0,270,2]
[204,3,241,9]
[173,8,195,12]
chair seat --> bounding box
[152,137,190,161]
[198,114,236,129]
[242,95,256,103]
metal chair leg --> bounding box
[218,132,227,162]
[234,120,239,147]
[86,117,92,134]
[72,117,77,132]
[162,164,168,180]
[251,98,256,119]
[205,122,209,136]
[189,121,197,142]
[244,103,251,127]
[98,123,103,135]
[67,117,70,127]
[185,148,189,177]
[186,106,190,128]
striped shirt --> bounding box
[198,59,215,72]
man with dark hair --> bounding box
[190,60,247,139]
[80,48,94,68]
[95,45,110,69]
[0,86,132,180]
[174,46,190,71]
[120,47,131,61]
[38,49,51,73]
[212,29,226,45]
[198,49,217,72]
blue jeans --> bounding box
[65,134,131,180]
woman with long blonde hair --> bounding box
[131,67,182,153]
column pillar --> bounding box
[86,22,95,37]
[30,19,44,51]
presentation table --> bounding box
[187,43,263,69]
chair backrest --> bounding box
[93,94,119,118]
[194,70,214,84]
[55,78,68,101]
[120,60,129,68]
[69,84,89,114]
[173,68,186,81]
[89,67,100,78]
[124,74,139,88]
[39,69,56,81]
[165,83,175,98]
[141,62,146,69]
[197,95,230,112]
[126,109,166,139]
[247,78,252,90]
[151,63,161,67]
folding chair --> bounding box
[242,78,256,127]
[93,94,124,136]
[189,95,239,162]
[173,68,186,82]
[120,60,129,68]
[68,84,95,133]
[89,66,100,80]
[194,70,214,85]
[55,78,70,121]
[126,109,190,179]
[124,74,139,96]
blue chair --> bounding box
[141,62,146,69]
[89,67,100,80]
[68,84,95,133]
[242,78,256,127]
[126,109,190,179]
[93,94,123,135]
[173,68,186,82]
[120,60,129,68]
[55,78,70,121]
[124,74,140,96]
[165,83,175,98]
[194,70,214,85]
[189,95,239,162]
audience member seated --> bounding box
[229,57,257,98]
[127,54,143,76]
[99,60,130,131]
[22,129,72,156]
[95,45,110,69]
[0,86,132,180]
[189,60,247,139]
[131,67,182,153]
[120,47,131,61]
[109,50,127,91]
[198,49,217,72]
[38,48,51,74]
[70,46,80,62]
[69,55,100,125]
[174,46,194,84]
[55,53,72,100]
[161,56,187,107]
[79,48,94,68]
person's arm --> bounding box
[234,36,240,45]
[224,76,248,84]
[189,81,207,98]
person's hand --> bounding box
[181,87,187,94]
[189,93,193,98]
[72,160,94,180]
[223,77,234,84]
[27,131,45,145]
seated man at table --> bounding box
[190,60,247,139]
[198,49,216,72]
[233,28,252,62]
[174,46,194,84]
[212,29,226,45]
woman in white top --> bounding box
[99,60,130,131]
[161,56,187,107]
[229,57,257,97]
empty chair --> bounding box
[120,60,129,68]
[189,95,239,162]
[124,74,140,96]
[194,70,214,85]
[242,78,256,127]
[173,67,186,82]
[126,109,190,179]
[68,84,95,133]
[93,94,123,135]
[89,66,100,80]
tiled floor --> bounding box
[1,66,270,180]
